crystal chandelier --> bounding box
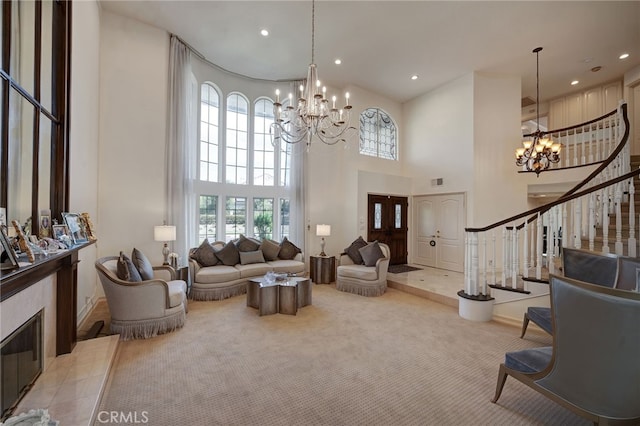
[515,47,561,176]
[271,0,356,148]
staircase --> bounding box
[461,102,638,321]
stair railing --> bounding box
[464,102,632,298]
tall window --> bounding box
[200,84,220,182]
[359,108,397,160]
[194,82,296,244]
[280,198,290,238]
[198,195,218,242]
[225,197,246,240]
[253,198,273,240]
[226,93,248,184]
[253,99,275,186]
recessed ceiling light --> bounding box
[619,53,630,60]
[571,80,579,86]
[334,59,342,65]
[411,75,418,80]
[260,29,269,37]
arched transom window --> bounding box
[359,108,397,160]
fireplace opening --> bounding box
[1,310,43,421]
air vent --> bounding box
[431,178,443,186]
[521,96,536,108]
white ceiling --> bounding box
[98,1,640,104]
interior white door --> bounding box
[413,193,465,272]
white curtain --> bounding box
[166,36,197,262]
[287,80,306,247]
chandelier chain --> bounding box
[311,0,315,64]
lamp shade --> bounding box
[154,225,176,242]
[316,224,331,237]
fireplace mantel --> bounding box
[1,241,95,355]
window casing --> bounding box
[359,108,397,160]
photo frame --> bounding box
[52,224,69,240]
[39,210,51,238]
[79,212,97,241]
[62,212,88,244]
[11,220,35,262]
[0,226,19,270]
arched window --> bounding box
[199,83,220,182]
[359,108,397,160]
[253,98,275,186]
[226,93,249,184]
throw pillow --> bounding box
[359,241,385,267]
[215,241,241,266]
[278,237,302,260]
[239,250,266,265]
[116,251,142,282]
[190,239,219,267]
[236,234,260,252]
[259,239,281,261]
[131,247,154,280]
[344,236,367,264]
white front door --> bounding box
[413,193,465,272]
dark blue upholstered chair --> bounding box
[492,275,640,424]
[520,247,619,338]
[614,256,640,292]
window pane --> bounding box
[225,197,246,240]
[253,198,274,240]
[200,84,219,182]
[254,100,276,186]
[226,93,248,185]
[11,1,35,95]
[374,203,382,229]
[359,108,397,160]
[395,204,402,228]
[40,0,53,112]
[280,198,290,239]
[199,195,217,242]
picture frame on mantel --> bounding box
[62,212,89,244]
[0,226,19,270]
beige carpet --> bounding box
[96,285,587,425]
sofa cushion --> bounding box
[190,239,220,267]
[337,264,379,281]
[167,280,187,308]
[344,236,367,264]
[236,234,260,252]
[131,247,154,280]
[195,265,241,284]
[116,252,142,282]
[260,239,281,261]
[215,241,240,266]
[267,259,305,274]
[359,241,385,267]
[240,250,265,265]
[235,263,273,278]
[279,237,302,260]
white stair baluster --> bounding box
[615,183,623,255]
[629,178,636,257]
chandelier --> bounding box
[515,47,561,176]
[271,0,356,148]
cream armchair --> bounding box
[95,256,187,340]
[336,242,390,297]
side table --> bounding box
[310,255,336,284]
[174,265,191,296]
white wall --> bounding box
[70,1,101,321]
[98,11,169,265]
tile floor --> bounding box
[8,265,457,425]
[13,334,119,426]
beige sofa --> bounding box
[189,239,305,301]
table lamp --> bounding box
[154,225,176,265]
[316,224,331,257]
